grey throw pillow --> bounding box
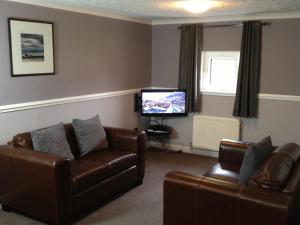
[72,115,108,157]
[239,136,273,184]
[31,123,74,160]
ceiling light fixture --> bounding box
[177,0,215,14]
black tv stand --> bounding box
[145,124,171,138]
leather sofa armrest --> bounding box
[219,139,252,166]
[202,176,291,225]
[164,171,291,225]
[104,127,146,183]
[164,171,204,225]
[104,127,146,153]
[0,145,72,225]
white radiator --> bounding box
[192,115,240,151]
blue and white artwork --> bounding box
[21,33,44,61]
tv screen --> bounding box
[141,89,187,117]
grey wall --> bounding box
[152,25,180,87]
[151,23,242,87]
[152,19,300,146]
[0,1,151,105]
[0,1,151,143]
[1,1,300,147]
[260,19,300,95]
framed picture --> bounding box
[8,18,55,77]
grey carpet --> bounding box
[0,149,217,225]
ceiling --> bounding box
[7,0,300,24]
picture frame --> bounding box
[8,18,55,77]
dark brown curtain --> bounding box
[233,21,262,118]
[178,24,203,113]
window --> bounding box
[200,51,240,94]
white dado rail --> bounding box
[258,93,300,101]
[0,88,140,114]
[201,91,300,101]
[0,89,300,114]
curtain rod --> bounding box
[178,22,271,30]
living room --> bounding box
[0,0,300,225]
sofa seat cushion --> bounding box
[204,163,240,183]
[71,150,137,194]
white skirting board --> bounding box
[149,141,219,158]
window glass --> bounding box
[201,51,240,94]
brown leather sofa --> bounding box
[164,139,300,225]
[0,124,146,225]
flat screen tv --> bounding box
[140,89,187,117]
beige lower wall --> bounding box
[166,95,300,147]
[0,94,138,144]
[2,93,299,148]
[242,98,300,145]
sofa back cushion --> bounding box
[251,143,300,191]
[64,124,81,158]
[11,124,81,158]
[239,136,274,184]
[31,123,74,160]
[72,115,108,157]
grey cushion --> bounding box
[72,115,108,157]
[239,136,273,184]
[31,123,74,160]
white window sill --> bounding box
[200,91,236,97]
